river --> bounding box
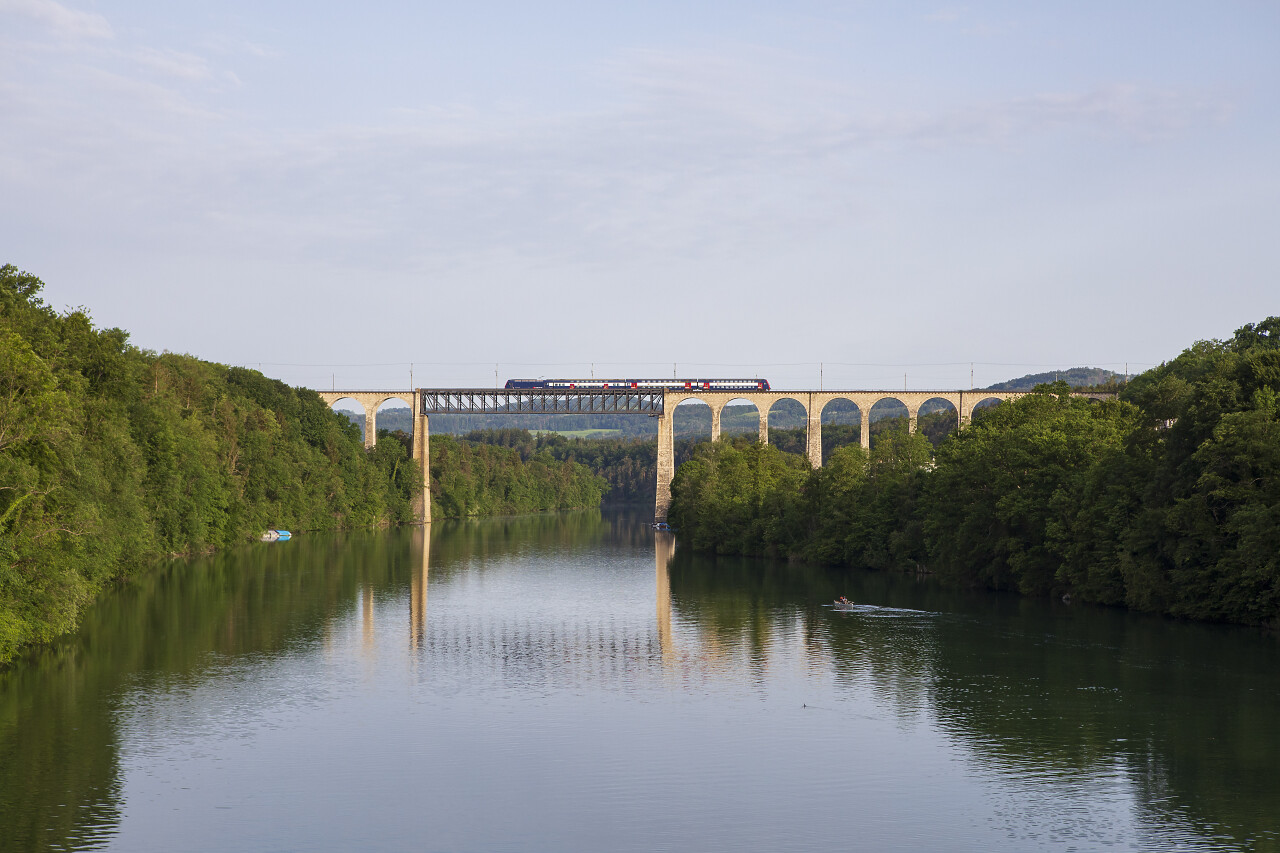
[2,509,1277,852]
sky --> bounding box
[3,1,1278,392]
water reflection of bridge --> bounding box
[375,528,838,688]
[389,528,682,674]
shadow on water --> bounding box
[666,545,1280,851]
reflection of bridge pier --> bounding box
[655,531,675,664]
[410,526,429,650]
[362,581,375,655]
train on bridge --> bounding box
[504,378,771,391]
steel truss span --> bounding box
[419,388,665,415]
[505,378,770,391]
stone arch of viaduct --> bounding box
[653,390,1033,520]
[316,391,431,523]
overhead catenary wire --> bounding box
[238,359,1161,370]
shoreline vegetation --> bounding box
[0,267,603,665]
[3,261,1274,662]
[668,318,1280,629]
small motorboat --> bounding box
[832,597,857,610]
[260,529,292,542]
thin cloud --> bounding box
[924,7,967,24]
[608,50,1229,160]
[0,36,1240,279]
[130,47,215,82]
[199,33,282,61]
[0,0,112,39]
[167,74,1224,271]
[920,6,1015,37]
[921,85,1233,143]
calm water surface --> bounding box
[2,509,1278,852]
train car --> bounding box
[504,378,771,391]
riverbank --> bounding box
[668,318,1280,628]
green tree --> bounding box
[0,265,465,663]
[923,383,1139,595]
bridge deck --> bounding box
[415,387,1117,415]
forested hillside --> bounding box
[668,319,1280,627]
[0,266,605,665]
[0,266,427,663]
[985,366,1122,390]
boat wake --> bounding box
[825,603,932,617]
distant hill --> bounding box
[984,367,1121,392]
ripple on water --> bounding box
[4,518,1277,853]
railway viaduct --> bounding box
[317,388,1116,523]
